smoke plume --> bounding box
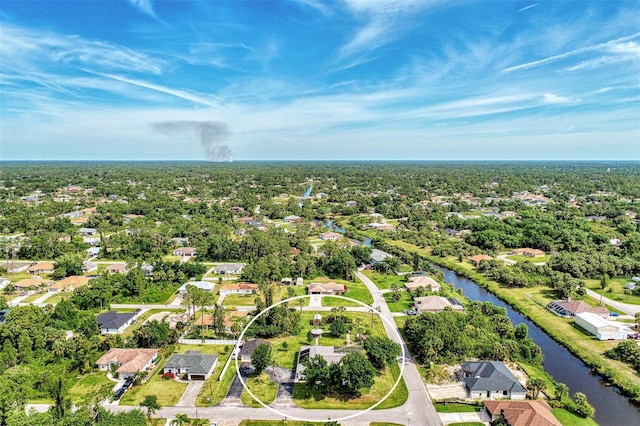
[154,120,233,162]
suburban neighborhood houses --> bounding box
[1,163,638,426]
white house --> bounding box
[574,312,629,340]
[178,281,216,295]
[96,348,158,379]
[214,263,246,275]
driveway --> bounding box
[308,295,322,307]
[177,381,205,407]
[221,363,253,403]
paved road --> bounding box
[585,288,640,316]
[355,270,443,426]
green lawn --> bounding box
[44,292,73,304]
[434,402,482,413]
[320,276,373,307]
[383,291,413,312]
[119,353,187,406]
[240,372,278,407]
[220,293,257,306]
[551,409,598,426]
[363,270,406,290]
[585,278,640,305]
[506,254,551,264]
[67,372,114,403]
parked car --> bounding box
[114,388,125,400]
[610,311,620,317]
[404,309,417,316]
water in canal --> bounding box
[432,264,640,426]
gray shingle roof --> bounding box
[97,311,136,329]
[164,351,218,375]
[461,361,526,393]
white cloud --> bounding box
[129,0,158,20]
[518,4,538,13]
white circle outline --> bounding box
[234,294,406,422]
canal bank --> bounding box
[428,261,640,426]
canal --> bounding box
[432,264,640,426]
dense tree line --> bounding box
[403,301,542,365]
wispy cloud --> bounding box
[518,3,538,13]
[129,0,159,20]
[295,0,333,16]
[85,71,221,107]
[503,33,640,73]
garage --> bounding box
[189,374,206,381]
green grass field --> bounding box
[506,254,551,264]
[434,402,482,413]
[67,372,114,403]
[320,276,373,307]
[220,293,257,306]
[551,409,598,426]
[585,277,640,305]
[383,291,413,312]
[240,372,278,407]
[363,270,406,290]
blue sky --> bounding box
[1,0,638,161]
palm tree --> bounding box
[171,413,189,426]
[140,394,161,424]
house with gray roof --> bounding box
[163,351,218,380]
[97,310,140,335]
[214,263,246,275]
[461,361,526,400]
[239,338,271,363]
[369,248,392,265]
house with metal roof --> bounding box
[574,312,629,340]
[461,361,527,400]
[163,351,218,380]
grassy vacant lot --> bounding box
[320,276,374,307]
[505,254,551,264]
[585,277,640,305]
[44,291,73,304]
[67,372,113,403]
[363,270,406,290]
[240,372,278,407]
[434,402,482,413]
[384,291,413,312]
[220,293,257,306]
[552,409,598,426]
[293,361,407,410]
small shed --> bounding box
[575,312,628,340]
[312,314,322,326]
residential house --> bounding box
[96,348,158,379]
[626,282,637,291]
[79,227,97,236]
[484,401,561,426]
[574,312,629,340]
[97,311,139,334]
[369,223,396,232]
[163,351,218,380]
[468,254,493,266]
[307,282,347,295]
[370,248,393,265]
[284,215,302,223]
[414,296,464,313]
[295,277,304,286]
[236,216,254,224]
[295,346,350,381]
[404,276,441,292]
[83,260,98,273]
[219,283,258,297]
[509,248,545,258]
[106,263,128,274]
[177,281,216,295]
[238,338,271,363]
[319,232,343,241]
[214,263,246,275]
[174,247,197,257]
[140,263,153,277]
[445,228,471,238]
[83,237,101,246]
[281,277,293,285]
[345,201,357,207]
[49,276,90,293]
[87,247,100,258]
[27,261,55,275]
[170,237,189,246]
[461,361,527,400]
[547,300,609,319]
[13,278,53,291]
[0,309,11,324]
